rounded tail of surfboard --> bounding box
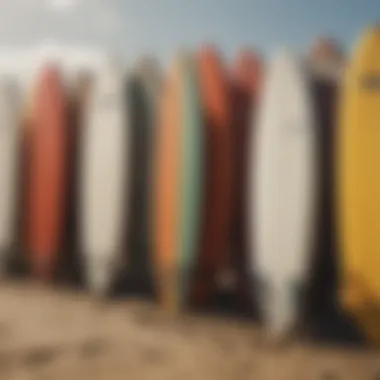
[260,279,299,341]
[85,256,118,296]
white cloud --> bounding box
[46,0,79,12]
[0,0,125,52]
[44,0,122,34]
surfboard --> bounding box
[306,39,343,327]
[192,46,233,304]
[179,55,204,303]
[62,71,93,284]
[126,57,162,294]
[27,63,68,280]
[16,81,35,272]
[338,26,380,344]
[0,77,21,275]
[71,71,93,112]
[80,60,130,295]
[230,49,262,308]
[251,50,317,339]
[153,53,204,311]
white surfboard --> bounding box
[0,77,20,274]
[80,59,130,294]
[250,50,317,339]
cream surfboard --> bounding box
[0,77,21,275]
[250,50,317,339]
[80,59,130,295]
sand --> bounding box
[0,282,379,380]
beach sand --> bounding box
[0,282,379,380]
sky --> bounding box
[0,0,377,63]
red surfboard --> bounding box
[192,46,233,304]
[230,49,262,308]
[27,64,68,280]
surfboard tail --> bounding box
[0,259,6,278]
[85,255,119,296]
[262,281,298,341]
[31,257,56,282]
[342,273,380,344]
[157,267,180,313]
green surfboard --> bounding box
[178,54,204,306]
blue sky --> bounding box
[0,0,377,62]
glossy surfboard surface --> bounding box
[192,46,232,304]
[338,27,380,344]
[251,50,316,339]
[153,53,204,311]
[80,60,130,295]
[0,78,21,274]
[27,64,68,280]
[127,57,162,293]
[230,49,262,307]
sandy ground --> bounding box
[0,282,379,380]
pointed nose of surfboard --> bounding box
[198,44,225,70]
[136,56,160,72]
[309,36,343,58]
[354,26,380,61]
[36,63,64,91]
[34,62,66,109]
[363,25,380,38]
[100,56,123,77]
[234,49,262,77]
[308,36,345,79]
[232,49,262,97]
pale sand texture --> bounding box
[0,282,379,379]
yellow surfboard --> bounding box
[338,26,380,344]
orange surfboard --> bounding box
[153,57,181,309]
[230,49,262,307]
[192,46,233,303]
[27,64,68,280]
